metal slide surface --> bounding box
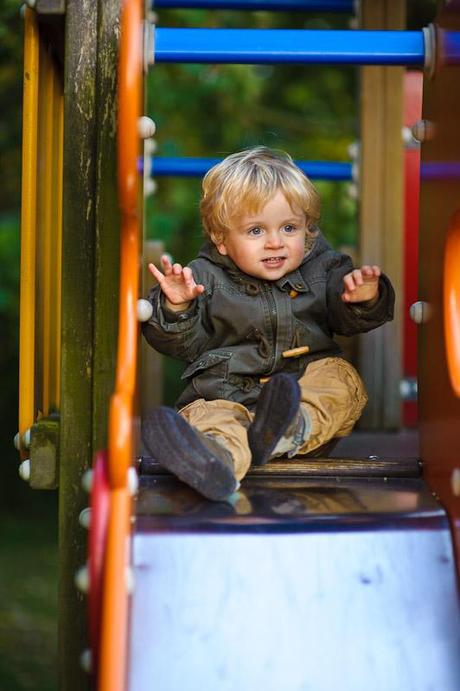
[128,469,460,691]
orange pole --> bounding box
[97,487,132,691]
[99,1,143,688]
[444,211,460,397]
[108,0,142,489]
[19,8,39,453]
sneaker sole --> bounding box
[142,407,238,501]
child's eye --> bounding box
[283,224,296,233]
[248,227,263,236]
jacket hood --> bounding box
[197,227,332,277]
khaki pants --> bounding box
[179,357,368,482]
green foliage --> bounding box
[0,214,21,499]
[0,502,58,691]
[146,8,358,266]
[0,2,23,212]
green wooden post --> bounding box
[92,0,121,454]
[58,1,120,688]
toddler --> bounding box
[142,147,394,500]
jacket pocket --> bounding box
[181,350,233,379]
[181,350,233,401]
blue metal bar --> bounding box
[421,162,460,181]
[153,0,354,11]
[443,31,460,65]
[154,28,425,65]
[150,156,353,180]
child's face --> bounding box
[216,190,307,281]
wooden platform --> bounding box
[140,430,421,480]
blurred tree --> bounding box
[0,1,23,212]
[0,2,24,506]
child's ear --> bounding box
[211,231,228,255]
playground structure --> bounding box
[17,1,460,690]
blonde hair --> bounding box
[200,146,320,243]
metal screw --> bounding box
[81,469,93,493]
[411,119,435,144]
[75,565,89,594]
[80,649,92,674]
[410,300,432,324]
[19,459,31,481]
[78,508,91,529]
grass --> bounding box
[0,498,58,691]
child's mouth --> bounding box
[262,256,286,267]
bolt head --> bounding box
[19,459,31,481]
[78,508,91,529]
[410,300,432,324]
[137,298,153,322]
[75,565,89,594]
[81,469,93,493]
[411,119,436,144]
[80,649,92,674]
[138,116,156,140]
[128,467,139,496]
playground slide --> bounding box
[18,2,460,689]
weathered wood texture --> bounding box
[358,0,405,429]
[58,1,120,689]
[92,0,120,453]
[30,417,60,489]
[141,240,164,414]
[140,455,421,479]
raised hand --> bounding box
[341,265,381,304]
[148,254,205,312]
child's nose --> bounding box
[265,231,284,248]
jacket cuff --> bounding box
[348,274,395,322]
[156,292,198,329]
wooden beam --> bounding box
[58,1,99,688]
[358,0,405,429]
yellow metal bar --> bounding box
[41,47,55,416]
[19,8,39,453]
[51,84,64,409]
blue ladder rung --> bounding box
[150,157,353,181]
[153,28,425,65]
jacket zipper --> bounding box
[264,284,277,371]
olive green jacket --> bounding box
[142,231,394,409]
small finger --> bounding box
[161,254,172,275]
[172,263,182,275]
[343,274,356,292]
[148,262,164,282]
[361,265,372,276]
[372,265,381,277]
[352,269,364,286]
[182,266,193,284]
[195,284,205,295]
